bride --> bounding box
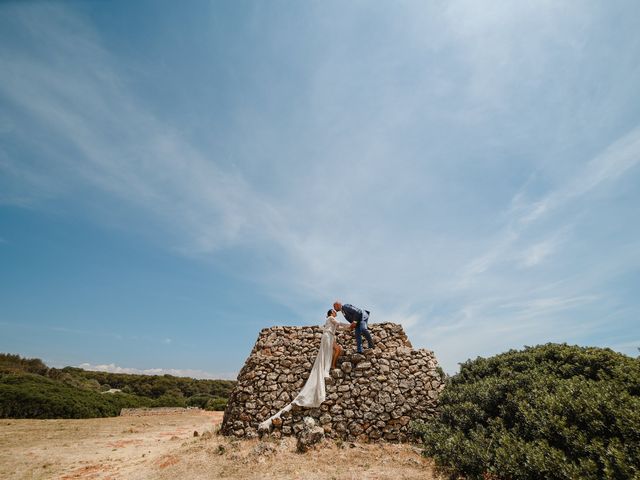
[258,309,349,430]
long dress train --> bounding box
[258,316,342,430]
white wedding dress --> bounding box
[258,315,345,430]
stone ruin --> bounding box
[120,407,201,417]
[221,322,445,442]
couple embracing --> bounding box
[258,301,374,431]
[328,301,375,365]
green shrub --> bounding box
[413,343,640,480]
[152,393,186,408]
[207,396,228,411]
[187,394,213,409]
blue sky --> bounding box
[1,1,639,377]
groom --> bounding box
[333,301,374,354]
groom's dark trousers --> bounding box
[355,317,374,353]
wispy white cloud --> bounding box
[519,238,558,268]
[375,308,423,331]
[424,294,607,370]
[516,126,640,226]
[0,4,287,254]
[517,226,572,268]
[497,295,600,318]
[456,124,640,289]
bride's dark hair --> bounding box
[327,309,334,317]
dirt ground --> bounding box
[0,410,441,479]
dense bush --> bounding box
[413,343,640,480]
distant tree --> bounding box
[0,353,48,375]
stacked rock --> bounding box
[221,322,445,442]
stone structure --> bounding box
[120,407,202,416]
[222,322,445,442]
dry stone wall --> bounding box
[222,322,445,442]
[120,407,201,417]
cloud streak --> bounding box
[0,5,296,257]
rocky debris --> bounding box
[296,417,325,453]
[120,407,202,417]
[221,322,445,442]
[252,441,277,456]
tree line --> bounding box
[0,353,235,418]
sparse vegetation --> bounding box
[413,343,640,480]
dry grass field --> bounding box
[0,410,441,480]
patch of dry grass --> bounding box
[150,431,442,480]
